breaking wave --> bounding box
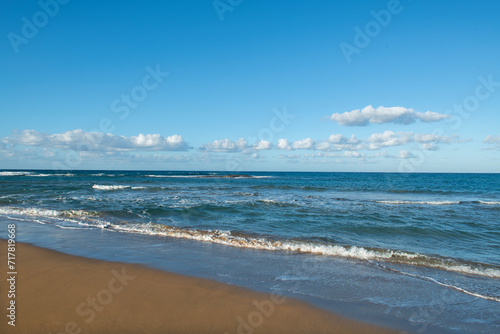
[376,200,500,206]
[0,171,75,177]
[0,206,98,218]
[376,200,459,205]
[0,171,34,176]
[83,221,500,280]
[92,184,130,190]
[2,205,498,281]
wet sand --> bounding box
[0,240,399,334]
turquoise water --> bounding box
[1,170,499,333]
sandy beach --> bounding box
[0,240,398,334]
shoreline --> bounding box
[0,240,399,334]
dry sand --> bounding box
[0,240,399,334]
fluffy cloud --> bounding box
[367,131,413,149]
[278,137,361,152]
[199,138,273,152]
[199,138,248,152]
[366,131,458,150]
[276,138,292,151]
[276,131,461,153]
[315,134,361,151]
[330,105,450,126]
[2,129,189,151]
[253,140,272,150]
[276,138,316,150]
[416,111,451,123]
[328,134,360,144]
[292,138,315,149]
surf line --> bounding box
[373,262,500,303]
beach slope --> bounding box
[0,240,397,334]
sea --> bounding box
[0,170,499,333]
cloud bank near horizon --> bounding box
[329,105,451,126]
[2,129,190,151]
[2,129,470,155]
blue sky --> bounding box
[1,0,499,172]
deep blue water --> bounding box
[1,170,499,333]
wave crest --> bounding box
[0,171,33,176]
[92,184,130,190]
[77,220,500,279]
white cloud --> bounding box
[366,131,458,150]
[327,134,359,144]
[315,142,331,150]
[199,138,247,152]
[367,131,412,149]
[277,131,462,154]
[315,134,362,151]
[328,134,343,144]
[276,138,292,151]
[415,111,451,122]
[329,105,450,126]
[2,129,189,151]
[253,140,272,150]
[292,138,315,149]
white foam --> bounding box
[31,173,75,177]
[258,199,292,205]
[0,171,33,176]
[5,216,31,221]
[259,199,280,204]
[55,225,88,230]
[92,184,130,190]
[75,220,500,280]
[0,207,97,218]
[5,204,499,281]
[378,264,500,302]
[376,200,459,205]
[131,186,147,190]
[146,175,199,178]
[0,207,62,217]
[478,200,500,205]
